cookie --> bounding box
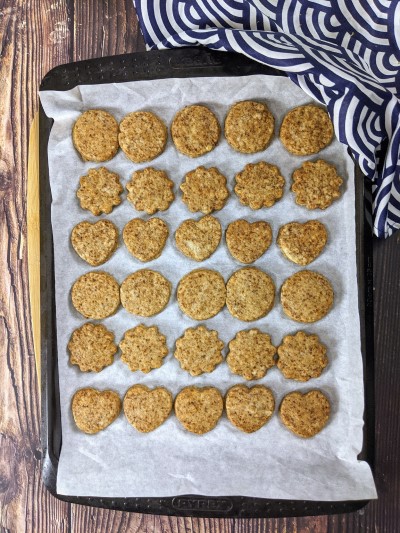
[175,215,221,261]
[72,110,119,162]
[119,111,167,163]
[123,218,169,262]
[174,326,224,376]
[279,390,330,438]
[281,270,334,323]
[227,329,276,380]
[180,166,229,214]
[171,104,220,157]
[226,267,275,321]
[177,269,226,320]
[123,385,173,433]
[277,331,328,382]
[71,388,121,434]
[174,386,223,434]
[71,220,118,266]
[71,271,120,319]
[280,104,333,156]
[291,160,343,210]
[234,162,285,209]
[225,385,275,433]
[224,100,274,153]
[126,167,174,215]
[226,220,272,264]
[77,167,123,216]
[277,220,328,266]
[68,323,117,372]
[120,269,171,316]
[119,324,168,373]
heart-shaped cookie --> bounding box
[277,220,327,266]
[225,385,275,433]
[123,218,169,262]
[226,220,272,263]
[174,386,223,434]
[279,390,330,438]
[175,215,221,261]
[123,385,173,432]
[71,220,118,266]
[71,388,121,434]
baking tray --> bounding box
[39,47,375,517]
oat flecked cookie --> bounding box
[175,386,223,434]
[234,162,285,209]
[226,220,272,263]
[175,215,221,261]
[180,166,229,214]
[227,329,276,380]
[291,160,343,210]
[174,326,224,376]
[177,269,226,320]
[171,104,220,157]
[277,331,328,382]
[123,218,169,262]
[281,270,334,323]
[120,269,171,317]
[280,104,333,156]
[123,385,173,433]
[71,388,121,434]
[72,110,119,162]
[126,167,174,215]
[77,167,123,216]
[279,390,331,438]
[225,385,275,433]
[71,220,118,266]
[224,100,274,153]
[71,271,120,319]
[68,323,117,372]
[119,324,168,373]
[119,111,167,163]
[277,220,328,266]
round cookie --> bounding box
[226,267,275,321]
[224,100,274,153]
[280,104,333,155]
[234,162,285,209]
[71,271,120,319]
[291,160,343,210]
[71,220,118,266]
[175,215,221,261]
[279,390,331,438]
[180,166,229,214]
[120,269,171,317]
[77,167,123,216]
[126,167,174,215]
[227,329,276,380]
[174,386,223,434]
[225,385,275,433]
[171,104,220,157]
[123,385,173,433]
[277,220,327,266]
[119,111,167,163]
[277,331,328,382]
[71,388,121,434]
[177,269,226,320]
[174,326,224,376]
[123,218,169,262]
[72,110,119,162]
[226,220,272,264]
[119,324,168,373]
[68,323,117,372]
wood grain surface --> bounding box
[0,1,399,532]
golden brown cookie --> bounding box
[279,390,331,438]
[291,160,343,210]
[280,104,333,155]
[277,331,328,381]
[175,215,222,261]
[234,162,285,209]
[281,270,334,323]
[227,329,276,380]
[224,100,275,153]
[77,167,123,216]
[72,110,119,162]
[119,111,167,163]
[177,269,226,320]
[71,220,118,266]
[123,218,169,262]
[68,323,117,372]
[123,385,173,433]
[174,326,224,376]
[225,385,275,433]
[180,166,229,214]
[174,386,223,434]
[71,271,120,319]
[171,105,220,157]
[226,220,272,264]
[71,388,121,434]
[120,269,171,316]
[277,220,328,266]
[126,167,174,215]
[226,267,275,321]
[119,324,168,373]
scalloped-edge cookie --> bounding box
[291,160,343,210]
[126,167,174,214]
[277,331,328,381]
[174,325,224,376]
[234,162,285,209]
[181,166,229,214]
[119,324,168,373]
[77,167,123,216]
[227,328,276,380]
[68,323,117,372]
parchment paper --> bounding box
[39,74,377,500]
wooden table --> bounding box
[1,1,399,531]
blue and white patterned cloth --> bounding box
[133,0,400,238]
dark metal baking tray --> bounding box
[39,47,374,517]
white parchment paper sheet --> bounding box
[40,74,377,500]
